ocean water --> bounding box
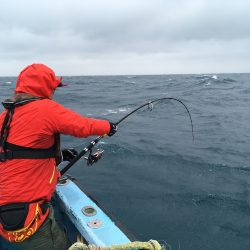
[1,74,250,249]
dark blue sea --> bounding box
[1,74,250,250]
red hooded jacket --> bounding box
[0,64,110,206]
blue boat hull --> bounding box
[55,176,132,246]
[0,176,131,249]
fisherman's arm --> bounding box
[45,101,111,137]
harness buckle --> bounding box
[2,101,15,110]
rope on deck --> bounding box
[68,239,162,250]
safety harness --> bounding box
[0,96,61,242]
[0,97,62,163]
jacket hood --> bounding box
[15,64,62,99]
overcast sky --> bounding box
[0,0,250,76]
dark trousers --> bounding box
[12,205,71,250]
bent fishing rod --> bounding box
[60,97,194,175]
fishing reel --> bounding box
[84,148,104,166]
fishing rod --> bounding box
[60,97,194,175]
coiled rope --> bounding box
[68,240,162,250]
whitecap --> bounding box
[211,75,218,80]
[106,109,118,114]
[98,141,108,145]
[102,107,132,116]
[118,107,131,112]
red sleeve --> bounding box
[44,100,111,137]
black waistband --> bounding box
[0,142,56,161]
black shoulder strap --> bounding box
[54,133,63,166]
[2,97,42,109]
[0,97,59,162]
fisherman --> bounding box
[0,64,117,250]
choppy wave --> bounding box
[1,73,250,250]
[101,107,131,115]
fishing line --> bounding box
[115,97,194,140]
[60,97,194,175]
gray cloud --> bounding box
[0,0,250,75]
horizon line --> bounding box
[0,72,250,78]
[0,72,250,77]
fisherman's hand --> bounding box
[108,122,118,136]
[62,148,78,162]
